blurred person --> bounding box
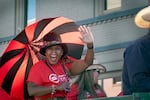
[122,6,150,95]
[67,64,107,100]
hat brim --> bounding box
[135,6,150,29]
[86,64,106,73]
[40,43,68,56]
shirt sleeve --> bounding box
[27,62,43,85]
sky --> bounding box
[28,0,35,20]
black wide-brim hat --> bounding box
[40,33,68,57]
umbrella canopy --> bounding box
[0,87,11,100]
[0,17,84,99]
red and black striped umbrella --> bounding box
[0,17,84,99]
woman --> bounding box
[27,25,94,100]
[67,64,107,100]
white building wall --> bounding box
[0,43,9,56]
[91,17,147,69]
[0,0,16,56]
[122,0,148,10]
[0,0,15,38]
[36,0,94,21]
[92,18,147,47]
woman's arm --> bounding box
[27,81,70,96]
[71,26,94,75]
[27,82,53,96]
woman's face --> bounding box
[93,71,100,83]
[45,45,63,65]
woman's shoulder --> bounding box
[32,60,46,68]
[63,56,77,64]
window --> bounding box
[94,0,121,16]
[104,0,121,10]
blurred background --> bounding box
[0,0,149,97]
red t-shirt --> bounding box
[27,56,76,99]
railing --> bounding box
[76,6,146,25]
[85,93,150,100]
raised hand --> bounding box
[78,25,94,44]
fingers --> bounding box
[78,25,94,43]
[78,25,90,35]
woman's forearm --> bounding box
[71,43,94,75]
[27,82,52,96]
[84,43,94,65]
